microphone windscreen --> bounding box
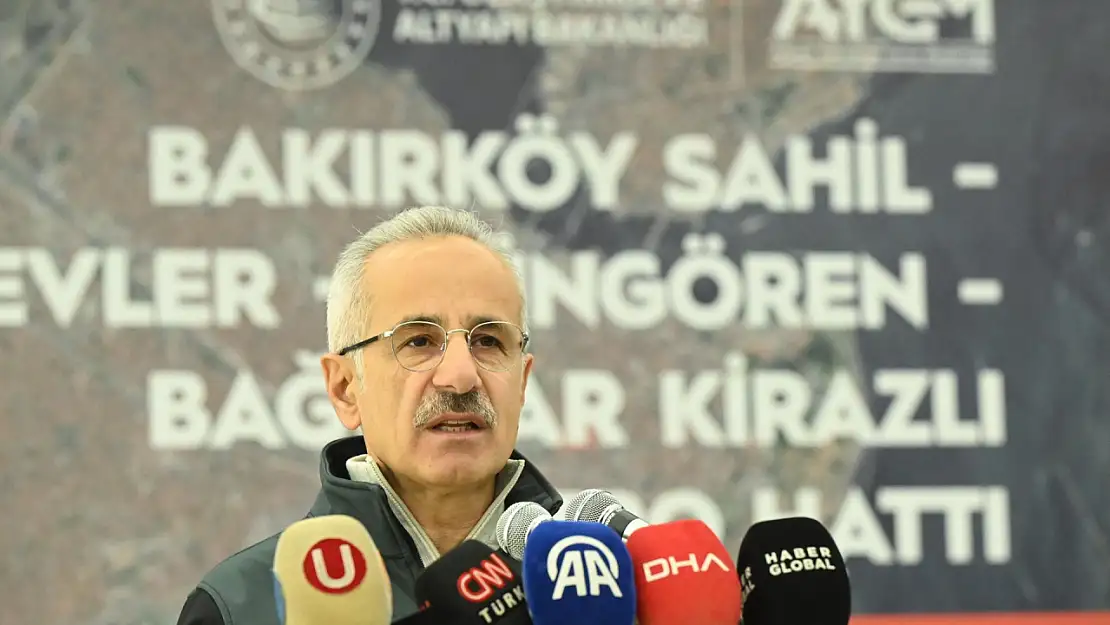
[626,519,742,625]
[497,501,553,560]
[521,520,636,625]
[559,489,620,523]
[272,515,392,625]
[735,517,851,625]
[415,540,531,625]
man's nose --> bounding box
[431,330,480,393]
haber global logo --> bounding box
[211,0,382,91]
[302,538,369,593]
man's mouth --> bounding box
[426,413,486,433]
[433,421,480,433]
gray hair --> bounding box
[326,206,526,373]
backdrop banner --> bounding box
[1,1,1108,624]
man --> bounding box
[176,205,563,625]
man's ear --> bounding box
[519,353,535,407]
[321,354,361,431]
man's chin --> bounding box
[419,454,503,488]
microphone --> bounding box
[734,517,851,625]
[496,501,553,560]
[272,514,392,625]
[559,489,648,540]
[625,519,742,625]
[391,606,444,625]
[414,539,531,625]
[520,520,637,625]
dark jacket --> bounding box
[175,437,563,625]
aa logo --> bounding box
[546,536,624,600]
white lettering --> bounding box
[642,553,731,582]
[147,120,637,211]
[392,9,708,48]
[772,0,995,44]
[147,352,348,450]
[660,357,1007,449]
[663,121,932,214]
[521,248,927,332]
[519,370,630,449]
[754,486,1012,565]
[547,536,624,599]
[0,247,279,328]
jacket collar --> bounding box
[309,436,563,559]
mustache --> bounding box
[414,391,497,429]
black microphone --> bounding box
[559,489,648,540]
[734,517,851,625]
[413,540,532,625]
[391,605,445,625]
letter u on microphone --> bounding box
[272,515,393,625]
[521,520,637,625]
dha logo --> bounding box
[211,0,382,91]
[642,553,732,582]
[546,536,624,600]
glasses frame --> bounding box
[336,319,530,372]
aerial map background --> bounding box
[0,1,1108,623]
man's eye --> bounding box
[473,335,503,348]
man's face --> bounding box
[324,235,533,490]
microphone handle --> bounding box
[604,508,648,540]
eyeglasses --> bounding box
[336,320,530,372]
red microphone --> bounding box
[626,519,743,625]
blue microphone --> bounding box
[520,520,636,625]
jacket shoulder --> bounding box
[191,533,283,625]
[177,587,225,625]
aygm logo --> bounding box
[212,0,382,91]
[768,0,996,74]
[546,536,624,599]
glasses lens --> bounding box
[391,322,447,371]
[469,322,524,371]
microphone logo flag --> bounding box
[546,535,624,599]
[303,538,369,594]
[626,520,742,625]
[522,521,637,625]
[273,515,393,625]
[414,540,530,625]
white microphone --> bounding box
[559,489,648,540]
[495,501,553,560]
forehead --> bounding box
[361,235,522,328]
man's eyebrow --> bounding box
[464,315,502,327]
[393,314,510,328]
[396,313,444,326]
